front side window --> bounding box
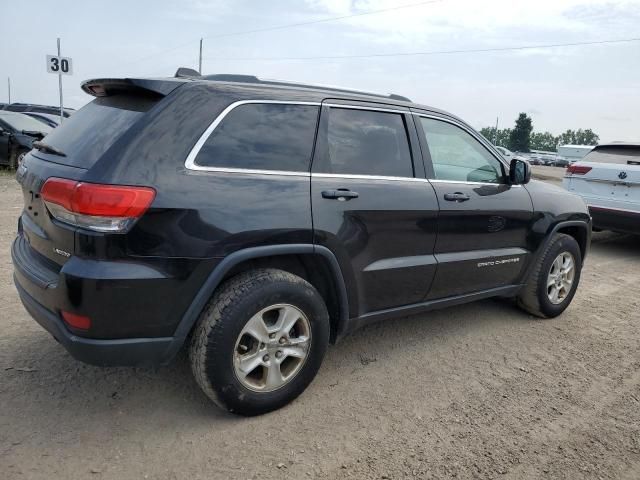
[420,117,505,183]
[195,103,319,172]
[319,108,414,177]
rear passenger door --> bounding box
[311,101,439,317]
[414,114,534,299]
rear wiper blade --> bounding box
[32,141,66,157]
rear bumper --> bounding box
[15,278,176,366]
[11,233,213,366]
[589,205,640,235]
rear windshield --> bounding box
[583,147,640,165]
[38,94,158,168]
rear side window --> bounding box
[583,148,640,165]
[195,103,319,172]
[38,95,158,168]
[319,108,414,177]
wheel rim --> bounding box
[17,152,26,167]
[233,304,311,392]
[546,252,575,305]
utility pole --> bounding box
[493,116,499,145]
[7,77,10,104]
[57,38,64,124]
[199,38,203,74]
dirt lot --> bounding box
[530,165,566,184]
[1,171,639,480]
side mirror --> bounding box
[509,158,531,185]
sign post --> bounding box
[46,38,73,124]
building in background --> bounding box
[557,145,594,162]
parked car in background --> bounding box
[496,146,530,164]
[0,111,52,168]
[2,103,75,118]
[24,112,60,128]
[554,156,570,168]
[563,143,640,234]
[12,72,591,415]
[495,146,513,160]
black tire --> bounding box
[9,148,28,170]
[517,233,582,318]
[189,268,330,416]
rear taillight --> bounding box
[566,164,592,175]
[40,177,156,233]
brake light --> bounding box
[566,164,592,175]
[41,177,155,232]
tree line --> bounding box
[480,113,599,153]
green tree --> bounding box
[508,113,533,152]
[480,127,512,147]
[574,128,599,145]
[557,128,599,146]
[530,131,559,151]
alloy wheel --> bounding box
[233,304,311,392]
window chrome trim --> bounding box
[323,103,409,115]
[184,100,321,172]
[186,166,310,177]
[312,172,427,182]
[429,179,522,187]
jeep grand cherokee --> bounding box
[12,71,591,415]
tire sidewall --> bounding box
[203,276,329,415]
[536,235,582,317]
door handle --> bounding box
[321,189,359,201]
[444,192,470,202]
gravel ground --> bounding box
[1,171,639,480]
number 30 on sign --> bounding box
[46,55,73,75]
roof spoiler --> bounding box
[81,77,185,98]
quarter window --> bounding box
[420,118,505,183]
[194,103,319,172]
[319,108,414,177]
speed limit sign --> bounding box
[46,55,73,75]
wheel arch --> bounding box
[168,244,350,359]
[522,220,591,285]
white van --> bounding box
[563,143,640,234]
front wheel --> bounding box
[517,233,582,318]
[189,269,330,416]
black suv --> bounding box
[12,72,591,415]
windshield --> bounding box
[0,112,52,133]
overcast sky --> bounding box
[2,0,639,141]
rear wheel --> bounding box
[517,233,582,318]
[189,269,330,416]
[16,150,27,167]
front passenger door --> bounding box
[416,115,534,299]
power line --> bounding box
[123,0,445,67]
[202,37,640,62]
[201,0,444,41]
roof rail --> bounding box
[197,72,411,102]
